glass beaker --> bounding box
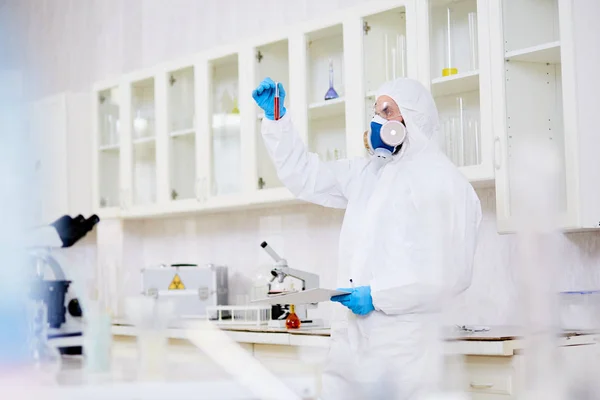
[125,296,174,380]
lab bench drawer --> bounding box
[463,355,517,398]
[444,354,519,398]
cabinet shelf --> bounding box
[133,136,156,146]
[308,97,345,120]
[99,143,120,152]
[431,70,480,97]
[169,128,194,138]
[505,41,561,64]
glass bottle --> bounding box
[285,304,301,329]
[324,59,340,101]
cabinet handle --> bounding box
[493,136,502,170]
[470,382,494,389]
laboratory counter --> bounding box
[111,322,600,356]
[109,323,600,399]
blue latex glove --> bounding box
[331,286,375,316]
[252,77,286,120]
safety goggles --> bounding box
[371,100,402,121]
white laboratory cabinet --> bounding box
[490,0,600,232]
[90,0,599,232]
[90,0,498,221]
[32,92,93,225]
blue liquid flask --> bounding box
[324,58,339,101]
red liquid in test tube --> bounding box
[274,82,280,121]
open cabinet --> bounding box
[491,0,600,232]
[305,24,347,163]
[427,0,494,186]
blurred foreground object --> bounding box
[28,214,99,375]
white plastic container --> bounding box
[559,291,600,331]
[205,305,271,326]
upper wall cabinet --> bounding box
[90,0,600,229]
[491,0,600,232]
[427,0,494,186]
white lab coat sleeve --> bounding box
[261,113,362,209]
[370,179,482,315]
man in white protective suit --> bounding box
[252,77,482,400]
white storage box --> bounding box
[141,264,228,318]
[559,291,600,331]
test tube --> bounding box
[274,81,280,121]
[468,12,479,71]
[391,48,397,80]
[397,34,407,78]
[467,117,481,165]
[443,7,458,77]
[456,97,465,167]
[384,34,390,81]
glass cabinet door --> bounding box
[254,40,289,191]
[210,54,241,197]
[97,87,121,209]
[363,7,407,96]
[362,6,407,158]
[167,66,196,201]
[131,78,157,205]
[306,24,346,162]
[429,0,482,168]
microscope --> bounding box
[260,241,319,322]
[29,214,99,354]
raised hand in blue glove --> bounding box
[252,77,286,120]
[331,286,375,316]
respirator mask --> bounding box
[363,100,407,161]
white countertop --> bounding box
[111,322,600,356]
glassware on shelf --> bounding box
[396,34,407,79]
[442,117,461,166]
[456,96,465,166]
[231,97,240,114]
[385,34,408,81]
[324,58,340,101]
[468,12,479,71]
[465,117,481,166]
[443,7,458,77]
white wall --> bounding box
[11,0,600,324]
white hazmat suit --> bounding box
[261,78,482,399]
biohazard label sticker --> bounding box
[168,273,186,290]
